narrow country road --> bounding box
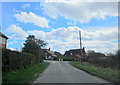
[33,60,111,83]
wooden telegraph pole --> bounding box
[79,31,82,49]
[79,31,83,62]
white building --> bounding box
[44,48,57,60]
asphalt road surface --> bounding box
[33,61,111,83]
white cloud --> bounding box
[27,30,46,39]
[2,0,119,2]
[13,8,20,13]
[67,21,77,25]
[27,26,118,54]
[40,2,118,23]
[7,24,28,39]
[8,48,16,51]
[22,3,30,9]
[82,27,118,41]
[14,12,49,28]
[6,25,118,54]
[42,0,119,2]
[8,40,18,45]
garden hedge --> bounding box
[2,48,38,72]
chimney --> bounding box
[49,47,50,51]
[83,47,85,51]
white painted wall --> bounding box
[48,56,51,59]
[45,56,52,59]
[70,52,73,55]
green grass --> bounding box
[70,61,118,82]
[2,62,49,83]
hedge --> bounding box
[62,57,75,61]
[87,57,118,69]
[2,48,38,72]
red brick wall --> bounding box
[0,43,6,48]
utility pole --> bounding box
[79,31,83,62]
[79,31,82,49]
[20,43,22,52]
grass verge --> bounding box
[70,61,118,82]
[2,62,49,83]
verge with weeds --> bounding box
[70,61,118,82]
[2,62,49,83]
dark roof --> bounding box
[64,48,86,56]
[69,49,83,51]
[44,49,57,57]
[55,51,63,57]
[0,32,8,39]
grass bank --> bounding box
[2,62,49,83]
[70,61,118,82]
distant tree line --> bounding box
[2,35,47,72]
[86,50,119,69]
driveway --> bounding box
[33,61,111,83]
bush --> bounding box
[53,57,59,61]
[62,57,74,61]
[87,50,118,69]
[87,57,118,69]
[70,62,118,82]
[22,35,47,63]
[2,62,49,83]
[2,48,37,72]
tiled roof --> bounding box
[0,32,8,39]
[46,50,57,57]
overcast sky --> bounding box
[1,0,118,54]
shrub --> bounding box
[62,57,74,61]
[87,57,118,69]
[2,48,37,72]
[87,50,118,69]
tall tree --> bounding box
[22,35,47,63]
[22,35,40,55]
[36,39,47,48]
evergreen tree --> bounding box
[22,35,47,63]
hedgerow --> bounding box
[2,48,39,72]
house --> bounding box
[64,47,87,61]
[0,32,8,48]
[64,31,88,62]
[54,51,63,61]
[44,48,57,60]
[54,51,63,57]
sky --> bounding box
[1,0,119,54]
